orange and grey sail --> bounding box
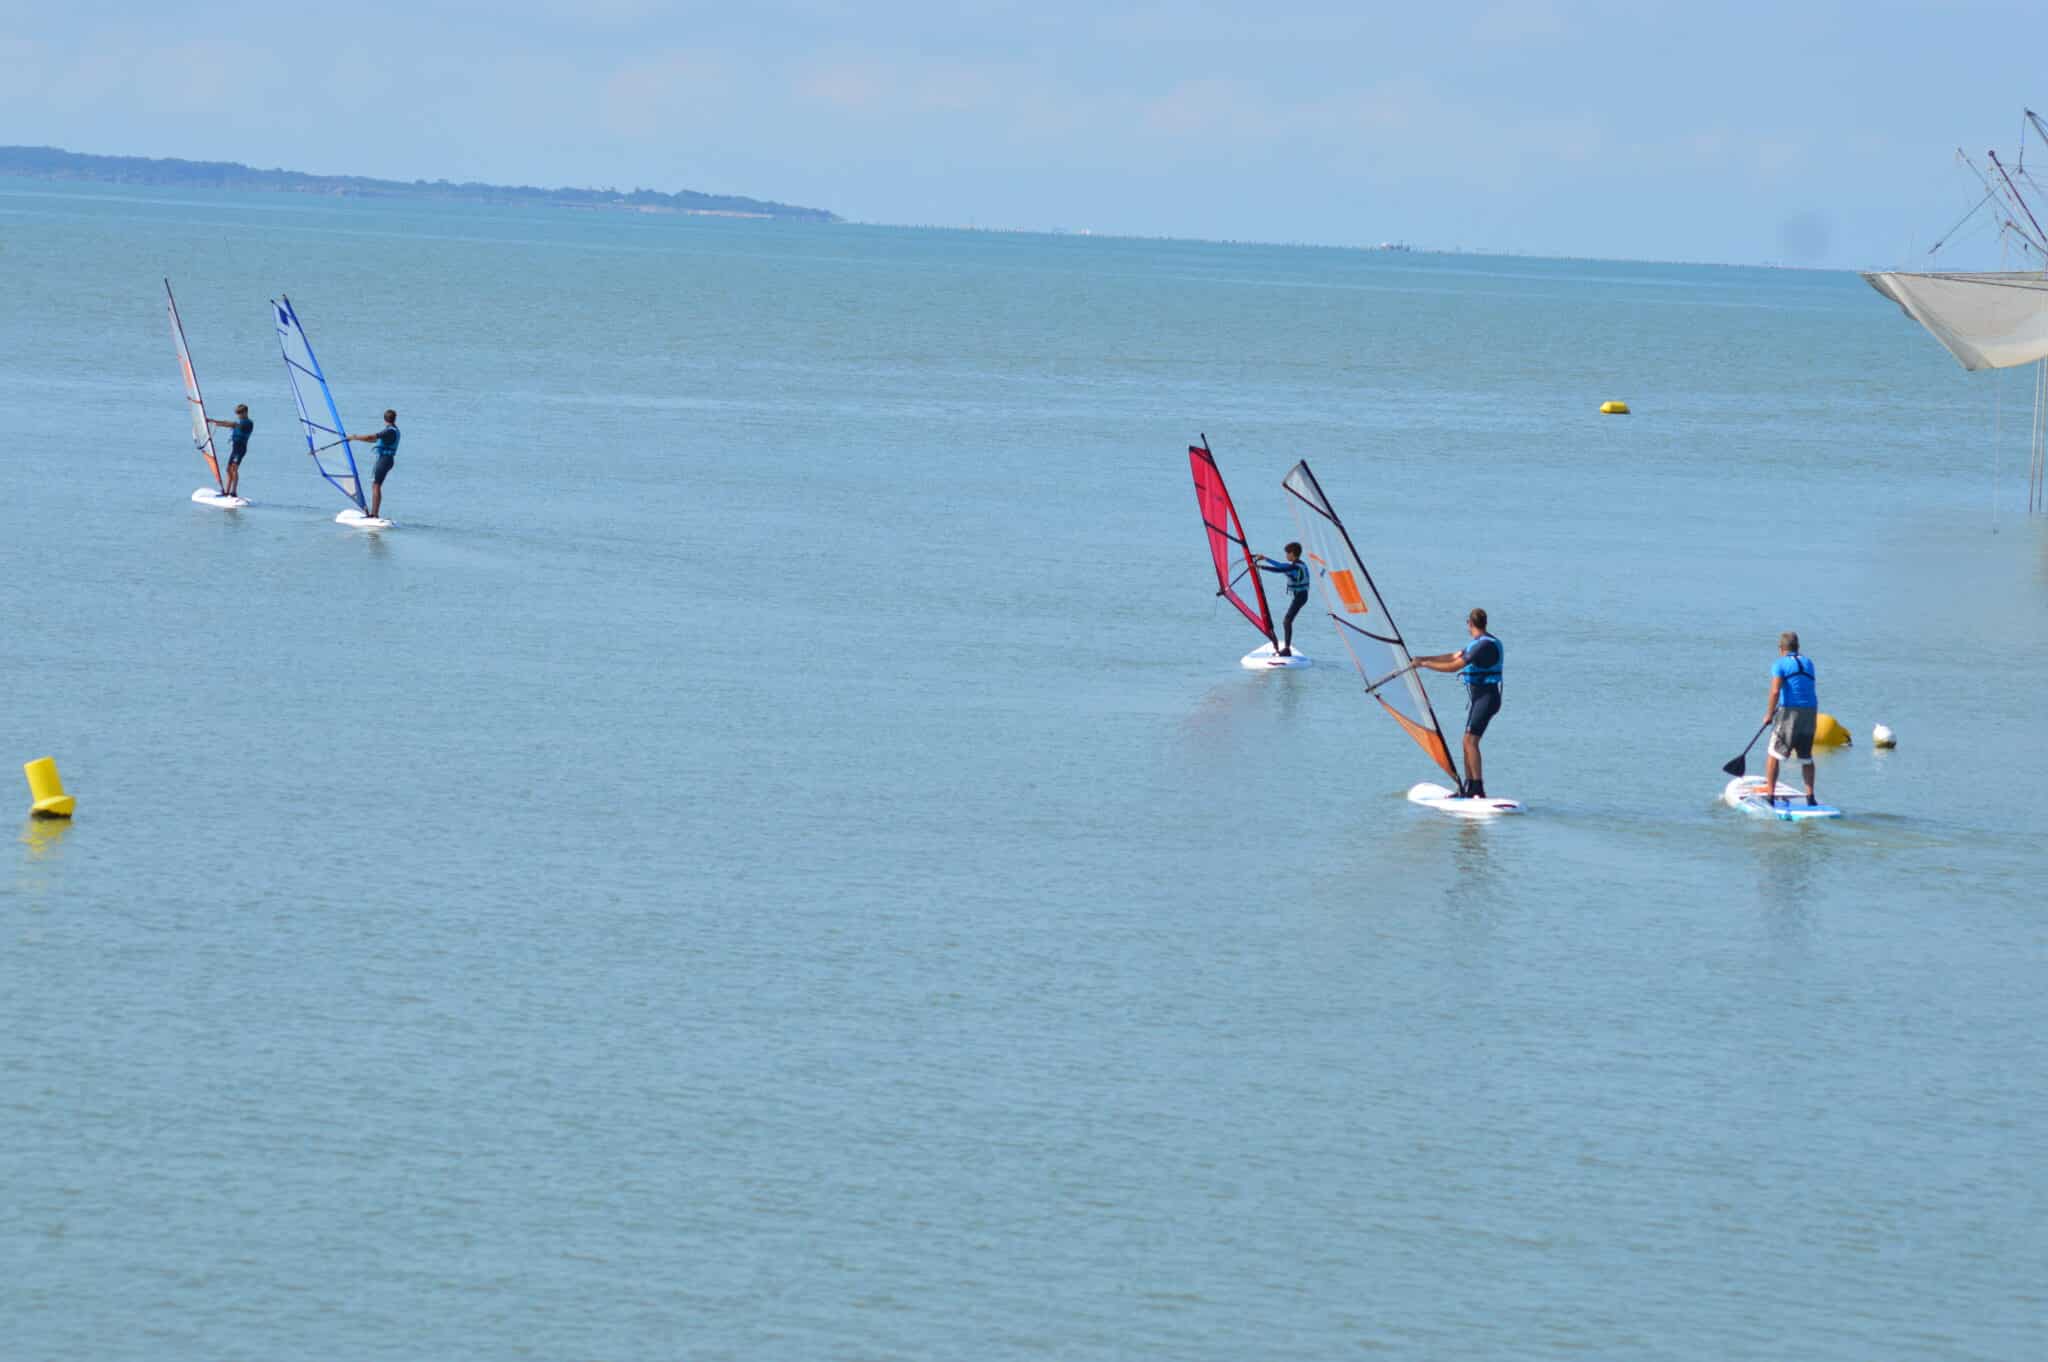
[1281,460,1458,781]
[165,279,224,492]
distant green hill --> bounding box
[0,145,838,223]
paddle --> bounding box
[1722,717,1772,777]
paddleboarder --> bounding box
[1763,631,1819,807]
[206,403,253,497]
[347,409,400,519]
[1252,543,1311,656]
[1414,608,1503,799]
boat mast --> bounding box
[1985,150,2048,259]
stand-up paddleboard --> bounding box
[1723,775,1843,821]
[1241,641,1312,669]
[274,294,390,530]
[1283,459,1521,818]
[166,279,245,509]
[1190,438,1308,668]
[1407,782,1525,817]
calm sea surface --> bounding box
[3,180,2044,1360]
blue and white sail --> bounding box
[272,294,365,510]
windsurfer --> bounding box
[1253,543,1311,656]
[347,410,400,519]
[1413,608,1503,799]
[1762,631,1819,807]
[207,404,253,497]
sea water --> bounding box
[2,180,2044,1360]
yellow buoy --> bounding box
[1813,713,1852,747]
[24,756,76,818]
[1599,400,1630,415]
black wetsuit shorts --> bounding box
[1465,684,1502,736]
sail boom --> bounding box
[1363,659,1421,695]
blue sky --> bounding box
[4,0,2044,266]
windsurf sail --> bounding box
[1281,460,1459,782]
[1189,438,1276,643]
[165,279,223,491]
[272,294,365,510]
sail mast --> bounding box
[1985,150,2048,258]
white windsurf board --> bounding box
[1408,781,1524,817]
[1241,642,1312,670]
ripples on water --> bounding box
[3,183,2044,1360]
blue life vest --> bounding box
[1459,633,1503,688]
[1282,560,1309,596]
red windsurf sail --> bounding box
[1189,439,1275,643]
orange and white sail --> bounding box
[1282,459,1459,782]
[165,279,224,491]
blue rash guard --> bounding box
[228,417,253,456]
[1258,558,1311,596]
[1772,653,1817,708]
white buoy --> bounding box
[1872,724,1897,749]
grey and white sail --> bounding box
[1863,269,2048,371]
[1866,113,2048,512]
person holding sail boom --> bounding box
[347,409,400,520]
[1413,608,1503,799]
[1252,543,1311,657]
[206,403,253,497]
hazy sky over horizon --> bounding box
[4,0,2044,267]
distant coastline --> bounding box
[0,145,839,223]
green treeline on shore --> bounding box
[0,145,839,223]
